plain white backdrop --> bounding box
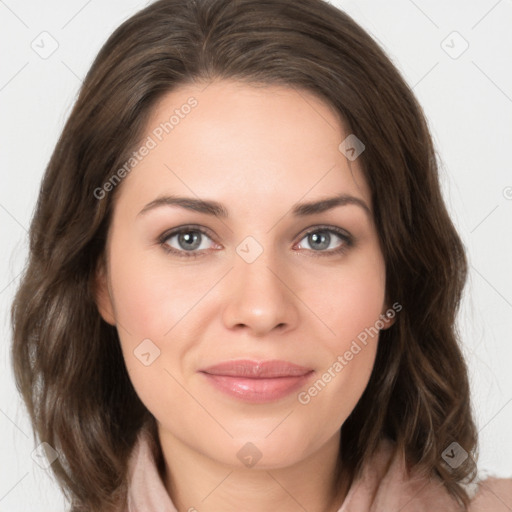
[1,0,511,510]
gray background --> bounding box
[1,0,511,510]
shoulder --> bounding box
[343,438,461,511]
[343,439,512,512]
[468,475,512,511]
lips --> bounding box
[199,360,314,403]
[200,359,313,378]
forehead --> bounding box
[114,79,371,216]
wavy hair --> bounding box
[11,0,477,510]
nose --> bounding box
[221,245,300,337]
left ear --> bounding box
[379,305,397,330]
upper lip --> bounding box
[200,360,313,378]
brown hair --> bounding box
[11,0,477,510]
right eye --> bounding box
[159,226,220,258]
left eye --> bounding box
[295,229,349,252]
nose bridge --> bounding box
[235,239,278,288]
[233,235,284,301]
[220,235,299,334]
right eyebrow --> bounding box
[138,196,228,218]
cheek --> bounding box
[108,245,214,341]
[106,239,198,382]
[299,250,386,349]
[107,248,198,421]
[294,250,385,423]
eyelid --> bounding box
[158,224,217,244]
[158,223,354,257]
[295,224,351,241]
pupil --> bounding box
[309,232,330,250]
[179,231,201,250]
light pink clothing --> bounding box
[126,427,512,511]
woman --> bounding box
[11,0,512,511]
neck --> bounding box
[157,427,348,512]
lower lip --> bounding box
[200,372,314,403]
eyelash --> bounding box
[157,224,354,259]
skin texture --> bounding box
[95,80,395,512]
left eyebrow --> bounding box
[291,193,371,218]
[137,193,371,219]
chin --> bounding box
[222,430,321,470]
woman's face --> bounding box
[96,79,393,469]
